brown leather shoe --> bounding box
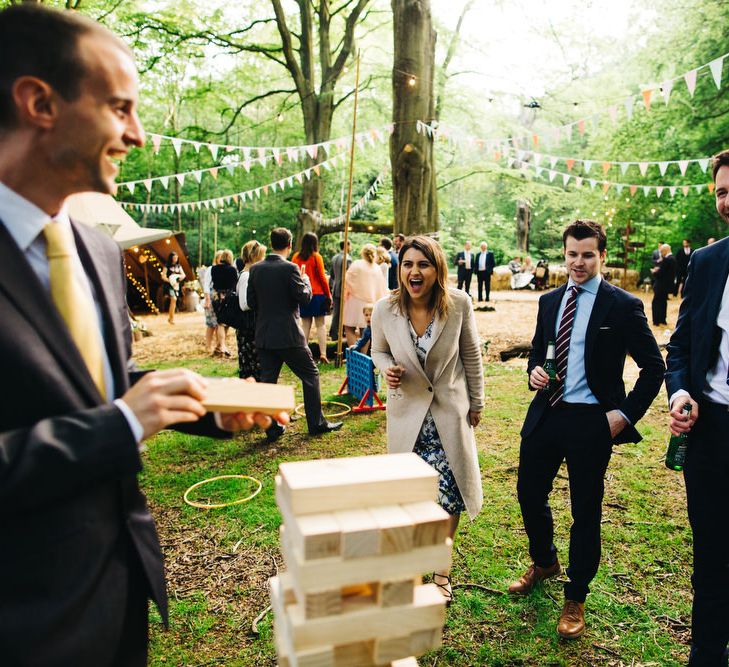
[507,560,561,594]
[557,599,585,639]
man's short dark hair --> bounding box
[270,227,292,251]
[0,5,107,129]
[396,233,405,242]
[562,219,607,252]
[380,237,393,250]
[712,150,729,182]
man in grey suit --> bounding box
[248,227,343,442]
[328,239,351,339]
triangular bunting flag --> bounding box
[709,57,724,90]
[575,177,583,188]
[192,141,202,153]
[624,96,635,121]
[507,157,516,169]
[608,105,618,125]
[159,176,169,189]
[151,134,162,154]
[243,159,251,173]
[620,162,631,175]
[210,167,218,180]
[564,124,572,142]
[273,148,282,165]
[171,138,182,157]
[642,89,652,111]
[602,182,610,193]
[583,160,593,174]
[306,145,318,160]
[226,164,235,176]
[684,69,698,96]
[322,160,333,171]
[313,165,320,176]
[709,182,716,194]
[193,170,202,183]
[630,185,637,196]
[643,186,651,196]
[143,179,152,192]
[682,186,689,196]
[286,147,296,162]
[566,158,575,172]
[562,173,571,186]
[176,173,185,186]
[661,80,673,105]
[258,147,267,166]
[209,144,219,160]
[678,160,689,175]
[532,134,539,148]
[698,158,710,172]
[656,186,664,198]
[589,179,596,189]
[534,153,542,167]
[270,181,277,193]
[639,162,649,176]
[548,170,556,182]
[669,186,676,197]
[577,119,586,136]
[694,184,704,193]
[550,156,558,169]
[616,184,624,195]
[287,176,294,187]
[602,161,611,175]
[243,147,251,161]
[263,185,269,195]
[659,161,669,176]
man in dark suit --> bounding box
[666,150,729,667]
[248,227,343,442]
[509,220,664,640]
[651,243,677,326]
[0,6,280,665]
[475,241,495,302]
[380,236,399,289]
[675,238,693,297]
[328,239,351,339]
[455,240,474,295]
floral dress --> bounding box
[409,318,466,515]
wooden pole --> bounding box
[335,51,361,369]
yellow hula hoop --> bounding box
[294,401,351,419]
[183,474,263,509]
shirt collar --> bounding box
[0,181,70,251]
[566,273,601,295]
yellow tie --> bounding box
[44,222,106,399]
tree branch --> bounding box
[435,0,474,120]
[270,0,309,98]
[217,88,297,135]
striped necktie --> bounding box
[44,222,106,399]
[549,285,581,407]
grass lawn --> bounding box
[143,356,692,666]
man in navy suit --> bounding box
[475,241,495,302]
[675,238,693,297]
[455,240,473,295]
[666,150,729,667]
[0,6,282,664]
[509,220,664,640]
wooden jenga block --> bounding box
[401,502,450,547]
[202,377,296,415]
[335,508,381,559]
[304,589,342,619]
[373,634,412,664]
[277,454,438,515]
[333,640,375,666]
[376,578,415,607]
[283,583,446,651]
[390,658,418,667]
[369,505,414,555]
[409,627,442,655]
[296,647,335,667]
[281,526,452,594]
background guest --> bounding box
[292,232,332,364]
[651,243,676,326]
[380,236,399,289]
[343,243,387,346]
[351,303,374,355]
[328,240,352,341]
[236,240,266,379]
[202,249,222,354]
[455,240,473,295]
[674,238,693,297]
[376,245,391,286]
[210,248,237,358]
[162,251,185,325]
[371,235,484,605]
[475,241,495,302]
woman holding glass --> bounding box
[371,235,484,605]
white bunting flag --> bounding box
[243,147,251,161]
[616,184,624,195]
[608,105,618,125]
[562,173,571,186]
[192,141,202,153]
[698,158,710,172]
[258,148,267,166]
[643,186,651,197]
[550,156,558,169]
[171,138,182,157]
[143,179,152,192]
[226,164,235,176]
[534,153,542,167]
[535,166,543,178]
[695,184,704,193]
[295,173,303,184]
[682,186,690,196]
[322,160,333,171]
[678,160,690,175]
[620,162,630,175]
[575,177,583,188]
[589,179,596,189]
[709,57,724,90]
[669,186,677,197]
[583,160,593,174]
[656,186,664,198]
[659,161,669,176]
[684,69,698,97]
[243,159,251,173]
[416,120,423,134]
[661,80,673,105]
[209,144,219,160]
[549,170,556,182]
[151,134,162,154]
[287,176,294,188]
[159,176,169,190]
[639,162,649,176]
[306,145,317,160]
[272,147,281,165]
[624,96,635,121]
[176,173,185,186]
[127,182,135,195]
[507,157,516,169]
[193,170,202,183]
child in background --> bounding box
[351,304,373,356]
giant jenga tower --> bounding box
[270,453,453,667]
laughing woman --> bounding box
[371,235,484,605]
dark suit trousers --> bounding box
[685,402,729,666]
[258,346,327,434]
[329,293,342,339]
[517,404,613,602]
[477,270,492,301]
[458,269,473,295]
[652,287,669,325]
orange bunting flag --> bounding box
[577,120,586,136]
[602,182,610,193]
[642,89,652,111]
[209,168,218,180]
[313,165,321,176]
[263,185,269,195]
[494,151,502,161]
[602,162,611,175]
[709,182,715,194]
[532,134,539,148]
[566,159,575,172]
[630,185,638,197]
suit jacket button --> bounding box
[428,387,433,392]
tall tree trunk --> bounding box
[390,0,438,236]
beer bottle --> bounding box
[665,402,692,471]
[542,340,558,393]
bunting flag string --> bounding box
[144,124,394,164]
[320,170,388,228]
[501,150,715,198]
[118,152,349,214]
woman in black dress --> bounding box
[163,252,185,325]
[210,248,237,357]
[236,240,266,378]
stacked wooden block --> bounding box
[270,453,453,667]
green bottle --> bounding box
[542,340,558,393]
[665,402,691,471]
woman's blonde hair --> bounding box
[219,248,234,265]
[361,243,376,263]
[375,246,391,265]
[391,235,451,318]
[241,240,266,266]
[213,249,224,265]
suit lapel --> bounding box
[0,222,99,404]
[545,284,567,339]
[72,220,128,394]
[585,280,616,359]
[708,241,729,320]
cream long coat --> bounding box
[371,288,484,518]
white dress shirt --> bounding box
[464,250,471,269]
[0,182,143,441]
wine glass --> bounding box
[388,361,404,400]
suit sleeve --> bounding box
[289,264,312,306]
[619,296,665,423]
[666,254,696,398]
[526,296,547,389]
[458,298,485,411]
[247,267,257,312]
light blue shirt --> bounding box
[0,182,143,442]
[555,275,600,404]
